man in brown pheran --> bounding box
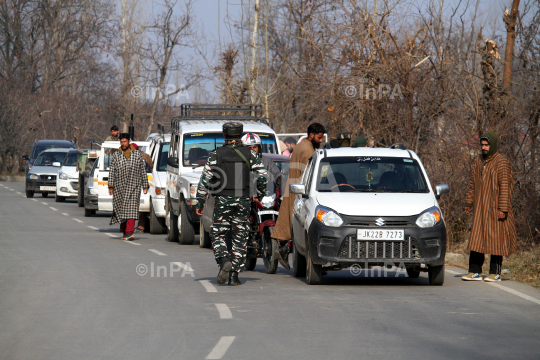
[271,123,326,269]
[462,132,517,282]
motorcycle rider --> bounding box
[241,133,283,195]
[195,123,268,286]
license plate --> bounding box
[40,186,56,191]
[259,210,279,216]
[357,229,404,241]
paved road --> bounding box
[1,181,539,360]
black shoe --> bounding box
[217,257,232,284]
[228,271,242,286]
[275,244,291,270]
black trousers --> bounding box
[468,251,503,274]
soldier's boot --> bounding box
[228,271,242,286]
[217,257,232,284]
[275,241,291,270]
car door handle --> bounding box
[103,177,108,181]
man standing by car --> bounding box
[282,137,297,157]
[108,134,149,241]
[131,142,154,233]
[195,123,267,286]
[462,132,517,282]
[105,126,120,141]
[271,123,326,269]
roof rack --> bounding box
[171,103,270,131]
[157,122,171,134]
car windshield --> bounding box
[182,132,278,166]
[34,152,68,166]
[31,144,75,159]
[316,156,429,193]
[63,152,78,166]
[157,143,170,171]
[274,160,290,176]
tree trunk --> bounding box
[502,0,520,91]
[249,0,261,104]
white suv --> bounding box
[289,145,449,285]
[165,104,280,245]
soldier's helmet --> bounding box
[223,122,243,138]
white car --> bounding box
[84,141,152,216]
[55,149,79,202]
[146,132,171,234]
[289,146,449,285]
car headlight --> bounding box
[59,171,69,180]
[416,207,442,228]
[89,187,98,195]
[261,194,276,209]
[190,184,197,197]
[28,173,38,180]
[315,206,343,227]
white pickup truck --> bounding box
[84,141,152,216]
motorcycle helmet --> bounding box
[241,133,262,146]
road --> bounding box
[1,181,539,360]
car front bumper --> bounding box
[26,178,56,192]
[56,178,78,197]
[84,194,99,210]
[307,214,446,267]
[152,196,166,217]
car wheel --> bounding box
[179,201,195,245]
[406,267,420,279]
[293,242,306,278]
[166,199,179,242]
[84,208,94,217]
[262,226,278,274]
[55,193,65,202]
[244,257,257,271]
[77,173,84,207]
[26,190,34,198]
[41,192,48,198]
[199,220,211,248]
[149,200,166,234]
[306,245,322,285]
[428,264,445,286]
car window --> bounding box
[63,152,78,166]
[103,149,118,170]
[157,143,170,171]
[316,156,429,193]
[34,152,68,166]
[274,160,290,176]
[31,144,75,159]
[302,158,314,186]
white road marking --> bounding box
[172,261,193,272]
[215,304,233,319]
[87,226,99,230]
[124,240,141,245]
[206,336,235,359]
[105,233,119,238]
[62,213,69,216]
[487,282,540,306]
[16,191,22,194]
[149,249,167,256]
[199,280,217,293]
[446,269,461,275]
[49,207,57,211]
[9,189,14,191]
[31,199,38,202]
[41,202,48,205]
[73,218,84,223]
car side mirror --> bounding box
[435,183,449,199]
[290,183,306,195]
[22,155,29,161]
[52,162,61,167]
[167,156,179,168]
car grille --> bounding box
[70,181,78,191]
[337,236,420,260]
[39,175,57,181]
[347,220,413,227]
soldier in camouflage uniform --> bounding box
[195,122,267,286]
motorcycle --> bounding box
[244,181,281,274]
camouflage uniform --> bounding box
[196,139,267,272]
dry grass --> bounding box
[447,240,540,290]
